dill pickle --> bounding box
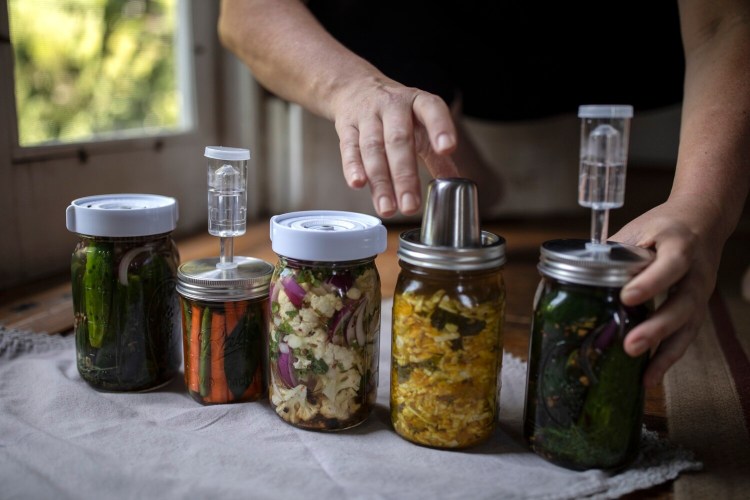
[71,234,180,391]
[84,241,114,348]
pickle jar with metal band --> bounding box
[66,194,181,392]
[391,178,507,449]
[267,210,387,430]
[523,239,655,471]
[176,256,273,405]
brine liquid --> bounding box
[208,187,246,237]
[578,161,625,209]
[208,163,247,237]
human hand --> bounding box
[331,77,460,217]
[611,201,724,387]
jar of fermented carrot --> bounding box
[176,256,273,405]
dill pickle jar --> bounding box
[391,178,507,449]
[523,239,654,470]
[268,211,387,430]
[176,257,273,405]
[66,194,181,391]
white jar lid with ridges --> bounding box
[66,193,179,237]
[270,210,387,262]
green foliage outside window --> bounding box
[8,0,183,147]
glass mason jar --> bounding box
[523,239,654,470]
[391,229,506,449]
[267,211,387,430]
[66,194,181,392]
[176,256,273,405]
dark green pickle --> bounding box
[71,234,181,391]
[523,239,654,471]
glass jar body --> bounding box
[267,256,381,430]
[391,261,505,449]
[71,233,181,391]
[523,276,650,470]
[179,295,268,405]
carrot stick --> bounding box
[188,303,202,393]
[209,311,227,403]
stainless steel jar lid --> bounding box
[398,228,506,271]
[538,239,654,287]
[398,178,506,271]
[176,256,273,301]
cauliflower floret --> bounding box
[293,356,311,370]
[319,369,362,420]
[300,329,329,360]
[271,384,319,424]
[346,287,362,300]
[287,306,319,336]
[285,333,304,349]
[354,268,377,298]
[320,342,361,372]
[277,289,296,316]
[310,293,342,318]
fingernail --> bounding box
[436,133,453,152]
[400,192,419,213]
[378,196,395,215]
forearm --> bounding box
[218,0,386,120]
[672,0,750,243]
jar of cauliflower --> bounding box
[268,211,387,430]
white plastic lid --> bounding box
[578,105,633,119]
[270,210,387,262]
[204,146,250,161]
[66,194,179,237]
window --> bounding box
[0,0,230,290]
[8,0,193,148]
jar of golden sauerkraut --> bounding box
[391,178,506,449]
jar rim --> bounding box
[397,228,506,271]
[538,239,654,287]
[177,257,273,301]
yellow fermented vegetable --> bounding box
[391,288,504,448]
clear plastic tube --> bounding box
[578,105,632,248]
[205,146,250,268]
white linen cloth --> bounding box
[0,300,700,500]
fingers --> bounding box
[338,124,367,190]
[623,272,706,387]
[413,92,460,179]
[412,92,457,155]
[621,234,693,306]
[381,108,421,215]
[357,117,398,217]
[335,88,459,217]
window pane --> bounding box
[8,0,191,147]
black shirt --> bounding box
[307,1,685,121]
